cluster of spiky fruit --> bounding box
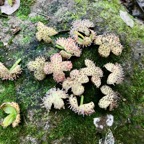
[29,19,125,116]
[0,19,125,126]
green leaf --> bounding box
[2,114,16,127]
[2,105,17,115]
[8,0,13,6]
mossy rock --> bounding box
[0,0,144,143]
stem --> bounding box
[80,95,84,105]
[74,31,85,39]
[10,58,21,71]
[55,44,64,50]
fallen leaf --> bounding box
[0,0,20,15]
[120,10,134,28]
[99,129,115,144]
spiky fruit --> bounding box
[94,33,123,57]
[0,102,20,128]
[70,19,96,46]
[69,95,95,116]
[41,88,68,112]
[27,57,46,80]
[62,69,89,96]
[98,85,119,111]
[44,53,72,83]
[0,59,22,80]
[56,37,82,59]
[36,22,58,43]
[80,59,103,87]
[59,50,72,59]
[104,63,124,85]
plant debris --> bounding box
[44,53,73,83]
[27,57,46,81]
[56,37,82,59]
[36,22,58,43]
[98,85,120,111]
[62,69,89,96]
[0,102,20,128]
[94,33,123,57]
[69,95,95,116]
[120,10,134,27]
[93,114,114,129]
[121,0,144,21]
[80,59,103,88]
[104,63,124,85]
[0,59,22,80]
[42,88,68,112]
[0,0,20,15]
[70,19,96,46]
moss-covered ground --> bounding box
[0,0,144,143]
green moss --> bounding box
[0,41,4,48]
[16,0,35,19]
[0,126,22,144]
[0,82,16,102]
[48,110,100,144]
[0,0,144,143]
[21,35,33,44]
[29,15,47,23]
[47,64,144,143]
[93,0,144,41]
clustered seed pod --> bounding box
[70,19,96,47]
[0,102,20,128]
[104,63,124,85]
[0,59,22,80]
[36,22,58,43]
[94,33,123,57]
[44,53,73,83]
[98,85,119,111]
[69,95,95,116]
[62,69,89,96]
[27,57,46,81]
[41,88,68,112]
[27,20,124,116]
[56,37,82,59]
[80,59,103,88]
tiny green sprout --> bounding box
[8,0,13,6]
[0,102,20,128]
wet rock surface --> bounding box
[0,0,144,143]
